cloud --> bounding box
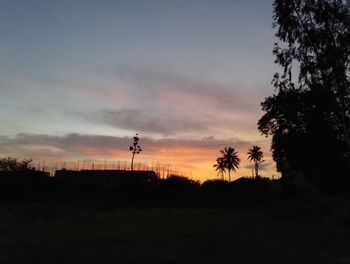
[12,66,265,138]
[0,66,274,178]
[0,133,276,180]
[69,67,263,137]
[79,108,216,136]
[0,132,249,157]
[107,66,260,112]
[0,132,260,165]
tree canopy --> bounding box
[259,0,350,188]
[247,146,264,178]
[215,147,240,182]
[0,157,35,172]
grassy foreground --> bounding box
[1,196,350,264]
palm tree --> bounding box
[220,147,240,182]
[213,157,226,180]
[247,145,264,178]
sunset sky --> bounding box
[0,0,281,181]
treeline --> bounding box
[0,170,277,207]
[0,156,348,207]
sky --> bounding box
[0,0,281,181]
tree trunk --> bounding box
[131,152,135,171]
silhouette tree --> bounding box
[259,0,350,188]
[0,157,35,172]
[213,157,226,180]
[129,133,142,171]
[272,0,350,154]
[217,147,240,182]
[259,87,308,172]
[259,86,346,185]
[247,146,264,178]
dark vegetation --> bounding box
[258,0,350,191]
[0,168,274,207]
[0,155,339,211]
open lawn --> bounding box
[1,195,350,264]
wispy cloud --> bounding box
[60,67,265,137]
[107,66,261,112]
[78,108,216,136]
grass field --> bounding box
[1,195,350,264]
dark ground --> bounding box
[1,194,350,264]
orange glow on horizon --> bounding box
[65,143,279,182]
[7,136,279,182]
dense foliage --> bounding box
[259,0,350,188]
[0,157,35,172]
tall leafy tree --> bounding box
[259,0,350,187]
[217,147,240,182]
[247,146,264,178]
[272,0,350,153]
